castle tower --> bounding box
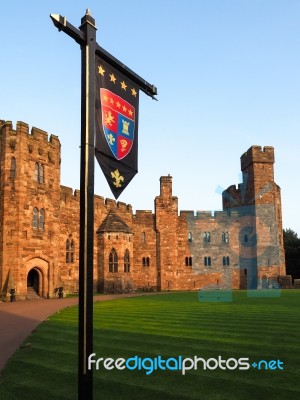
[223,145,285,289]
[0,120,61,299]
[155,175,179,290]
[240,145,275,206]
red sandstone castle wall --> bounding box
[0,121,61,299]
[0,120,286,298]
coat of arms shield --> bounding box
[100,88,135,160]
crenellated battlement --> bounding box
[60,184,133,214]
[180,209,238,221]
[179,211,195,218]
[102,199,133,213]
[222,184,243,208]
[225,184,241,194]
[0,120,60,147]
[60,185,74,196]
[241,145,274,171]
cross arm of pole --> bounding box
[50,14,85,45]
[50,13,157,99]
[95,44,157,99]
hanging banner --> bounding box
[95,56,139,199]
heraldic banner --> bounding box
[95,55,139,199]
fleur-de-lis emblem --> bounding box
[111,169,124,188]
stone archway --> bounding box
[27,268,40,295]
[25,257,50,298]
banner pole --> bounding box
[78,10,96,400]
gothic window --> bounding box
[188,232,192,242]
[222,256,230,266]
[142,232,146,243]
[222,232,229,243]
[10,157,16,178]
[124,249,130,273]
[109,248,118,273]
[33,208,45,230]
[244,234,248,243]
[203,232,211,243]
[66,239,75,263]
[35,163,39,182]
[185,257,192,266]
[35,163,44,183]
[142,257,150,267]
[204,256,212,267]
[33,208,38,229]
[39,165,44,183]
[66,239,70,262]
[39,209,45,230]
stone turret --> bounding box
[97,211,134,293]
[155,175,179,290]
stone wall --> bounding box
[0,120,286,298]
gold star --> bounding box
[121,81,127,90]
[109,97,114,105]
[116,101,121,108]
[122,105,127,113]
[98,65,105,76]
[131,88,137,97]
[128,109,133,117]
[103,94,109,102]
[110,73,116,83]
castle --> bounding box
[0,120,286,300]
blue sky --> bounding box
[1,0,299,234]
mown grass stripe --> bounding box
[0,291,299,400]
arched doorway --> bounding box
[27,268,40,295]
[261,275,268,289]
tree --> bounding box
[283,229,300,281]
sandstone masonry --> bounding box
[0,120,286,299]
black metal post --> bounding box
[78,10,96,400]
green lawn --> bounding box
[0,291,299,400]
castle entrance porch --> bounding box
[25,257,50,298]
